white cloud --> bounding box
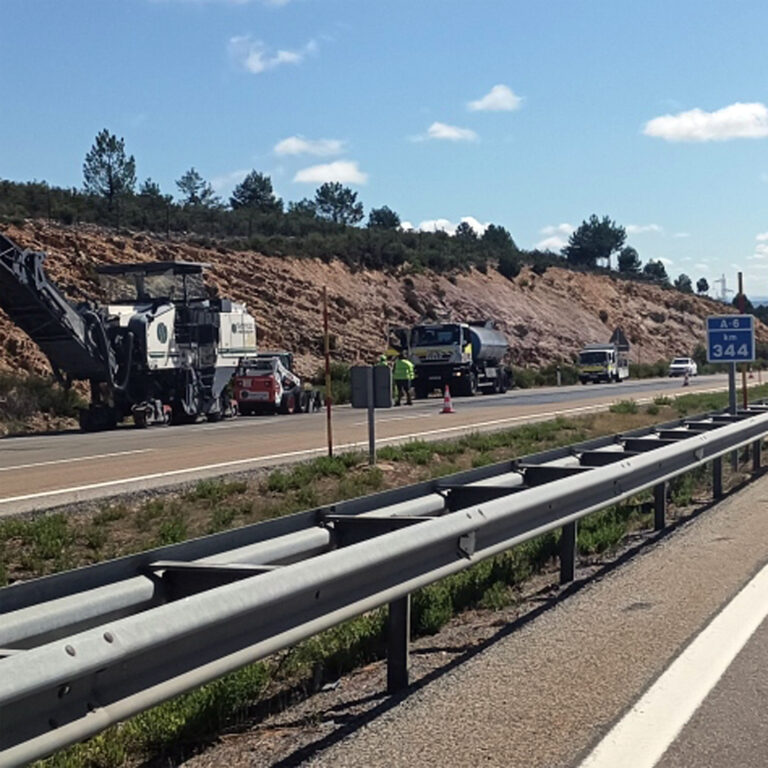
[459,216,490,236]
[229,36,316,74]
[643,102,768,142]
[540,223,574,237]
[468,84,522,112]
[415,122,478,142]
[626,224,662,234]
[657,257,674,267]
[753,243,768,259]
[210,168,249,192]
[535,236,568,252]
[535,223,573,252]
[274,136,345,156]
[399,221,415,232]
[418,218,456,234]
[411,217,488,236]
[694,262,710,271]
[756,232,768,241]
[293,160,367,184]
[673,232,691,238]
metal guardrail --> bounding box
[2,405,768,766]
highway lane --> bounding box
[0,374,733,514]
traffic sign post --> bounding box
[706,314,755,424]
[706,315,755,365]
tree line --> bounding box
[561,214,710,296]
[0,129,712,294]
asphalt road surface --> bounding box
[0,374,734,515]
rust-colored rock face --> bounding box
[0,221,759,378]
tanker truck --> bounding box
[406,320,509,398]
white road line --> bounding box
[0,449,154,472]
[353,413,433,426]
[579,562,768,768]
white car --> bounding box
[668,357,698,377]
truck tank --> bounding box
[468,325,508,363]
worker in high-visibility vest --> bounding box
[393,351,415,406]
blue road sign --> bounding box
[706,315,755,363]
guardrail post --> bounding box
[713,456,723,499]
[387,594,411,693]
[653,482,667,531]
[560,521,577,584]
[753,439,762,472]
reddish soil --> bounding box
[0,221,758,380]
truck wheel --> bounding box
[280,391,297,415]
[498,371,509,394]
[79,406,118,432]
[468,373,478,396]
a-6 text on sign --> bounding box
[706,315,755,363]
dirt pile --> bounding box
[0,221,756,379]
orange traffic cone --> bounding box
[440,385,455,414]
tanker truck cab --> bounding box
[409,321,509,398]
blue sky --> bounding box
[3,0,768,298]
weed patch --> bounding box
[609,399,638,414]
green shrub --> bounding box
[0,372,86,426]
[609,399,638,414]
[313,362,351,405]
[629,360,668,379]
[185,478,247,503]
[156,512,187,545]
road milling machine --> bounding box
[0,233,257,430]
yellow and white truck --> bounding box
[577,328,630,384]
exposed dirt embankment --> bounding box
[0,221,758,378]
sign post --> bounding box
[707,314,754,472]
[706,314,755,394]
[707,314,755,411]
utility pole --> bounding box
[738,272,748,410]
[323,286,333,457]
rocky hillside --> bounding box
[0,221,758,378]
